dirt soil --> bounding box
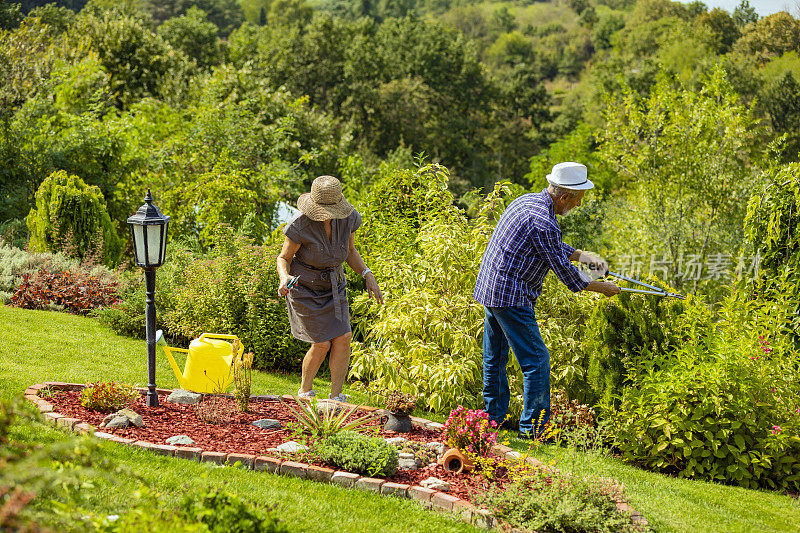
[48,391,508,503]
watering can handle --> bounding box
[198,333,245,360]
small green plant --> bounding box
[317,431,399,477]
[280,398,378,439]
[394,440,437,466]
[382,390,418,414]
[80,382,139,413]
[442,406,498,456]
[178,487,288,533]
[478,469,642,533]
[232,339,253,413]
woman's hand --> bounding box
[278,275,290,298]
[365,273,384,304]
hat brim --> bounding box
[297,193,355,221]
[546,175,594,191]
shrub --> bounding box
[162,227,306,371]
[10,268,119,314]
[478,470,639,533]
[609,292,800,491]
[442,406,498,456]
[80,381,139,412]
[350,167,515,414]
[317,431,399,477]
[178,488,288,533]
[583,285,689,406]
[0,245,117,304]
[26,170,122,267]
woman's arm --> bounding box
[276,236,301,297]
[345,233,384,304]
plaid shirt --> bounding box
[473,189,590,308]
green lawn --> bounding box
[3,305,799,532]
[1,306,474,533]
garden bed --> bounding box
[25,382,650,531]
[39,388,505,503]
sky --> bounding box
[679,0,798,16]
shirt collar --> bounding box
[540,188,555,218]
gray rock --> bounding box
[426,441,446,456]
[385,437,408,446]
[166,435,195,446]
[100,408,143,429]
[166,389,201,405]
[315,399,344,417]
[267,447,280,454]
[398,453,419,470]
[102,415,129,429]
[252,418,282,430]
[420,476,450,491]
[276,441,308,453]
[117,408,143,427]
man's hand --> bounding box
[577,251,608,279]
[586,280,621,297]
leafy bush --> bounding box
[744,163,800,344]
[609,292,800,491]
[583,285,689,406]
[0,245,117,304]
[442,406,498,456]
[317,431,399,477]
[350,166,514,414]
[10,268,119,314]
[478,470,639,533]
[80,381,139,412]
[26,170,123,267]
[161,227,306,371]
[178,488,288,533]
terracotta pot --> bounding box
[438,447,475,473]
[384,411,413,433]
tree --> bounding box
[696,8,740,53]
[733,0,758,29]
[267,0,312,27]
[598,66,764,290]
[27,170,122,266]
[0,2,23,30]
[733,12,800,64]
[70,9,190,108]
[157,7,223,68]
[762,71,800,160]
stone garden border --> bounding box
[24,382,649,531]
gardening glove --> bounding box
[577,251,607,280]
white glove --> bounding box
[577,251,608,280]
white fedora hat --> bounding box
[546,162,594,191]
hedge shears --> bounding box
[604,270,686,300]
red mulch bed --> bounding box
[47,390,508,503]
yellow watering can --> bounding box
[156,331,243,393]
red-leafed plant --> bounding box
[9,269,119,314]
[80,381,139,412]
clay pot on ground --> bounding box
[438,448,475,473]
[384,411,413,433]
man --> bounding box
[473,162,620,439]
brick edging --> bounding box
[24,382,648,530]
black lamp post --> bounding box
[127,189,170,407]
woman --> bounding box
[277,175,383,402]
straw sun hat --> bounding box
[297,175,354,221]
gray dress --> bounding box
[283,210,362,343]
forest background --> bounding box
[3,0,800,493]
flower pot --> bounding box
[384,411,413,433]
[438,448,475,473]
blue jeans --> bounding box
[482,306,550,434]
